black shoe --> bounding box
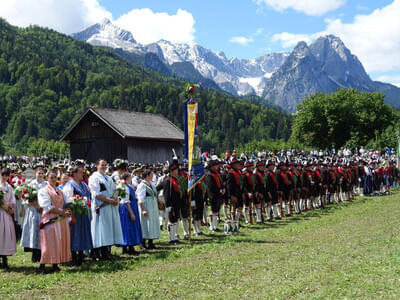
[77,251,84,266]
[1,256,9,270]
[51,265,61,273]
[32,250,41,263]
[122,247,128,254]
[36,267,46,275]
[128,247,139,255]
[71,251,78,266]
[147,240,156,249]
[100,247,111,260]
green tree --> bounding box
[292,88,397,149]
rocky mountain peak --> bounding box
[72,21,400,111]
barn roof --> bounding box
[61,107,184,142]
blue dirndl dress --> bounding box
[67,181,93,251]
[119,184,143,246]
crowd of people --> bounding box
[0,148,399,273]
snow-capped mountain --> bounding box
[72,20,400,112]
[263,35,400,112]
[73,19,145,53]
[72,19,288,96]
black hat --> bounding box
[206,159,220,169]
[266,159,275,166]
[245,160,254,167]
[169,163,179,172]
[229,158,241,166]
[256,160,265,167]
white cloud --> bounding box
[0,2,196,44]
[229,36,254,46]
[271,0,400,77]
[0,0,111,34]
[115,8,195,44]
[271,32,317,47]
[254,0,346,16]
[374,74,400,88]
[321,0,400,73]
[229,28,264,46]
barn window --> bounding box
[91,121,99,127]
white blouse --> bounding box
[29,179,48,190]
[136,181,156,204]
[38,186,66,214]
[62,183,74,204]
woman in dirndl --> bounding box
[62,165,93,265]
[20,168,47,263]
[119,172,142,255]
[37,170,72,274]
[136,169,160,249]
[0,168,17,269]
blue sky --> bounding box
[98,0,392,59]
[1,0,399,86]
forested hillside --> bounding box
[0,19,291,154]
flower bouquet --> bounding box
[0,189,9,211]
[114,180,127,199]
[21,186,38,203]
[67,195,89,216]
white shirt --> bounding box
[136,181,156,204]
[111,171,120,183]
[38,186,67,214]
[364,166,372,176]
[29,179,48,190]
[132,176,141,189]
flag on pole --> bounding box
[184,86,204,191]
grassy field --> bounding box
[1,191,400,299]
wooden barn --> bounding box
[60,108,184,163]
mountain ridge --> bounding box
[72,19,400,112]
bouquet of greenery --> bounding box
[114,180,127,199]
[0,189,8,211]
[67,195,89,215]
[21,186,38,203]
[13,176,27,198]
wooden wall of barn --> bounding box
[127,139,183,164]
[66,112,127,162]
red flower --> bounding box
[18,174,23,179]
[23,190,28,194]
[87,200,91,208]
[22,178,26,182]
[10,180,15,185]
[17,180,22,185]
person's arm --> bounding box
[89,176,117,206]
[126,202,135,221]
[63,183,74,204]
[38,188,71,217]
[136,184,148,216]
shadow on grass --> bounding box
[7,196,387,275]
